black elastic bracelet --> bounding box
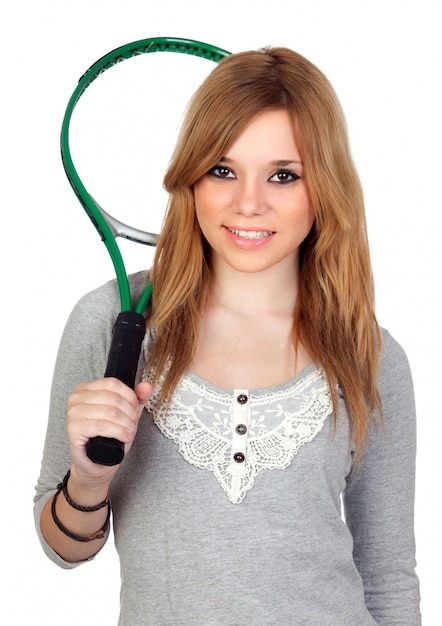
[51,479,111,542]
[58,470,109,512]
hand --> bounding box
[67,378,153,482]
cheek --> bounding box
[194,181,225,225]
[194,186,216,242]
[305,203,315,230]
[284,188,314,227]
[301,207,315,242]
[297,185,314,227]
[194,180,210,212]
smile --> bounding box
[227,228,275,239]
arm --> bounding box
[39,464,112,563]
[34,274,151,565]
[39,377,151,563]
[344,330,421,625]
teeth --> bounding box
[229,228,273,239]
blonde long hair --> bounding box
[147,47,382,455]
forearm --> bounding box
[40,467,111,563]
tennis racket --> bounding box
[61,37,231,465]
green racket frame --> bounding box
[61,37,230,314]
[60,37,231,465]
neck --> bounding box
[210,257,299,317]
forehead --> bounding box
[224,109,301,162]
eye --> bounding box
[208,165,235,179]
[269,170,301,184]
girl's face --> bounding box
[193,108,314,278]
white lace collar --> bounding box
[147,366,332,504]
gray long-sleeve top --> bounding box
[34,271,421,625]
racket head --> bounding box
[60,37,231,311]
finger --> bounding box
[67,382,142,445]
[69,380,141,418]
[134,381,153,408]
[67,403,136,446]
[74,377,140,408]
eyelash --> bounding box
[269,170,301,184]
[208,166,234,179]
[207,166,301,184]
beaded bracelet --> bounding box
[51,471,111,542]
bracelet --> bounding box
[58,470,109,511]
[51,475,111,543]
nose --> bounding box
[233,177,267,216]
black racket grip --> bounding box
[86,311,146,466]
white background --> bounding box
[1,0,441,623]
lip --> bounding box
[224,225,275,249]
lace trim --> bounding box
[147,367,332,504]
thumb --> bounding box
[134,381,153,408]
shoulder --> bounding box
[59,270,151,358]
[379,327,409,365]
[378,328,414,395]
[72,270,151,318]
[66,270,151,336]
[51,271,151,386]
[374,328,416,444]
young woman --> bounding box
[34,47,421,624]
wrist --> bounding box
[59,470,109,511]
[52,485,110,543]
[67,465,111,508]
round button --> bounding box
[237,394,248,404]
[233,452,245,463]
[235,424,247,435]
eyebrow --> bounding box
[271,159,303,167]
[219,157,303,166]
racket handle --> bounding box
[86,311,146,466]
[104,311,146,386]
